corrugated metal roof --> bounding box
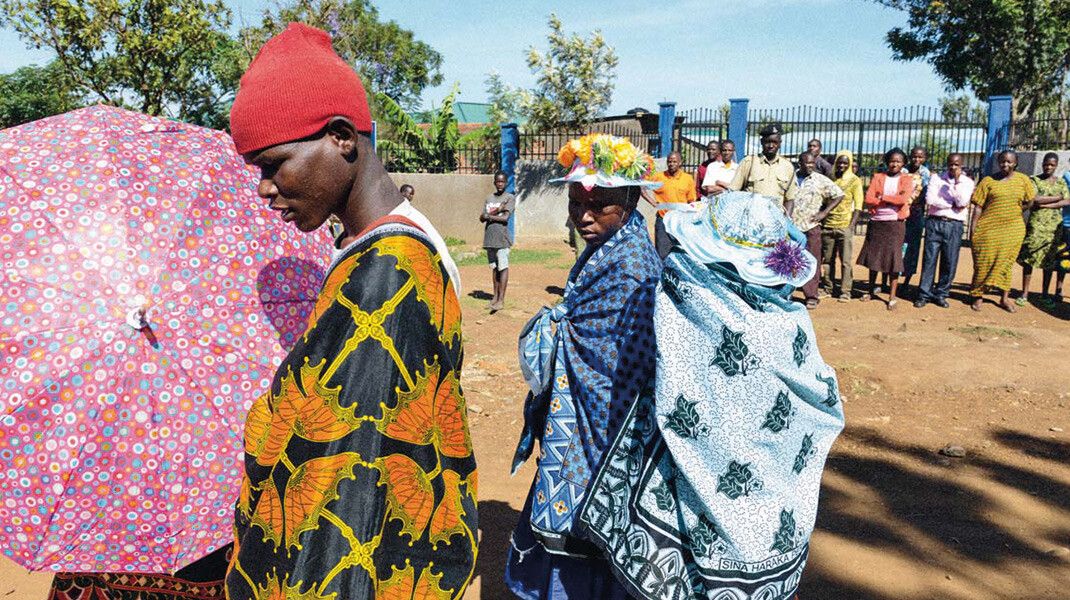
[453,102,492,124]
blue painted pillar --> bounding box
[370,120,377,150]
[657,102,676,158]
[984,95,1012,175]
[500,122,519,240]
[728,98,749,158]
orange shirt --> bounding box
[651,170,697,205]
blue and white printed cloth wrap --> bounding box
[511,209,660,554]
[579,249,846,600]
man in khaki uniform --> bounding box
[729,123,798,214]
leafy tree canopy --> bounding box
[484,71,529,126]
[375,85,459,172]
[240,0,443,111]
[524,13,618,130]
[938,93,987,123]
[878,0,1070,120]
[0,61,82,128]
[0,0,235,124]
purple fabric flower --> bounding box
[764,239,809,278]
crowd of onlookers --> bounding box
[405,125,1070,316]
[644,123,1070,313]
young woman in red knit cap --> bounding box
[224,23,476,600]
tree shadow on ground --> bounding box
[798,426,1070,599]
[475,499,520,598]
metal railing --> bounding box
[742,105,989,179]
[677,107,729,170]
[1010,108,1070,151]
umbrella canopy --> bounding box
[0,105,333,573]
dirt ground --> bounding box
[3,237,1069,600]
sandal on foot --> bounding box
[886,299,898,311]
[1015,297,1027,307]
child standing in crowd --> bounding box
[1017,152,1070,307]
[482,170,515,312]
[902,146,931,291]
[857,148,914,309]
[823,150,864,301]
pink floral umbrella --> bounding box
[0,105,332,573]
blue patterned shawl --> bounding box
[579,250,845,600]
[512,209,660,554]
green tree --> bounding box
[0,61,83,127]
[0,0,235,124]
[240,0,442,111]
[938,93,987,123]
[525,13,619,130]
[484,71,529,126]
[176,32,245,130]
[877,0,1070,120]
[375,86,460,172]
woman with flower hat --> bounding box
[579,192,844,600]
[507,134,662,599]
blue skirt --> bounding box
[505,490,633,600]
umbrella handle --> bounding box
[125,305,161,349]
[125,306,150,330]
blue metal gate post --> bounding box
[500,122,520,240]
[370,121,377,151]
[728,98,749,157]
[658,102,676,158]
[984,95,1012,175]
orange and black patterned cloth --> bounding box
[49,545,230,600]
[50,572,226,600]
[225,216,477,599]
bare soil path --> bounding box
[4,238,1069,600]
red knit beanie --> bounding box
[229,23,372,155]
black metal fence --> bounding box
[677,107,728,171]
[741,105,989,179]
[377,140,500,174]
[1010,108,1070,151]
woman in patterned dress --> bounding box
[507,134,661,599]
[969,150,1036,312]
[1017,152,1070,308]
[578,192,844,600]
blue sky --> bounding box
[0,0,953,113]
